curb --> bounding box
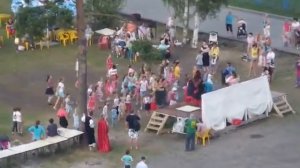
[228,5,292,20]
[119,12,299,56]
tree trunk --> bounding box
[182,0,189,44]
[76,0,87,117]
[191,12,199,48]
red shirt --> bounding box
[283,21,291,33]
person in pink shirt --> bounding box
[283,19,292,47]
[225,71,240,86]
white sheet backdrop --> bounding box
[202,76,273,131]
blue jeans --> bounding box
[185,132,195,151]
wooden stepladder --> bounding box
[145,112,169,135]
[272,92,296,117]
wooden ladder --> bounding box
[273,95,296,117]
[145,112,169,135]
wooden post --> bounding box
[76,0,87,117]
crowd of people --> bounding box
[2,10,300,168]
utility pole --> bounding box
[76,0,87,117]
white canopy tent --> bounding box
[202,76,273,131]
[95,28,116,36]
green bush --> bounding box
[132,40,163,61]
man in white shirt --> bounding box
[136,156,148,168]
[12,107,22,134]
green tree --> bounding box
[162,0,227,46]
[15,7,46,40]
[84,0,124,29]
[15,5,73,41]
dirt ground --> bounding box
[1,34,300,168]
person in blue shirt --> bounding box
[111,107,118,127]
[225,11,234,34]
[222,62,236,85]
[121,150,133,168]
[204,74,214,93]
[28,120,45,141]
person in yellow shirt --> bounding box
[248,43,260,77]
[173,60,181,80]
[210,43,220,74]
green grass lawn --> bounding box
[229,0,300,17]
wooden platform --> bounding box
[154,103,201,118]
[145,103,201,135]
[271,91,296,117]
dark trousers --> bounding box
[185,132,195,151]
[12,121,18,133]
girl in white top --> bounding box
[102,102,109,121]
[73,105,80,130]
[53,78,65,110]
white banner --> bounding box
[202,76,273,130]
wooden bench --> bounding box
[58,128,83,145]
[0,128,83,166]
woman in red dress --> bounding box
[97,115,111,153]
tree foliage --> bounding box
[15,4,73,40]
[15,7,46,40]
[84,0,124,29]
[163,0,228,21]
[132,40,163,61]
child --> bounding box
[134,51,140,63]
[261,67,271,83]
[96,81,104,102]
[111,107,118,127]
[102,102,109,121]
[87,91,96,112]
[64,94,73,114]
[125,94,132,114]
[121,150,133,168]
[282,33,289,47]
[87,84,93,96]
[73,105,80,130]
[105,79,112,97]
[113,94,120,115]
[150,94,157,111]
[169,87,178,106]
[143,95,151,115]
[119,96,126,120]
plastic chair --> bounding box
[58,33,70,47]
[69,31,78,44]
[195,129,211,146]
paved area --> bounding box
[148,116,300,168]
[121,0,300,55]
